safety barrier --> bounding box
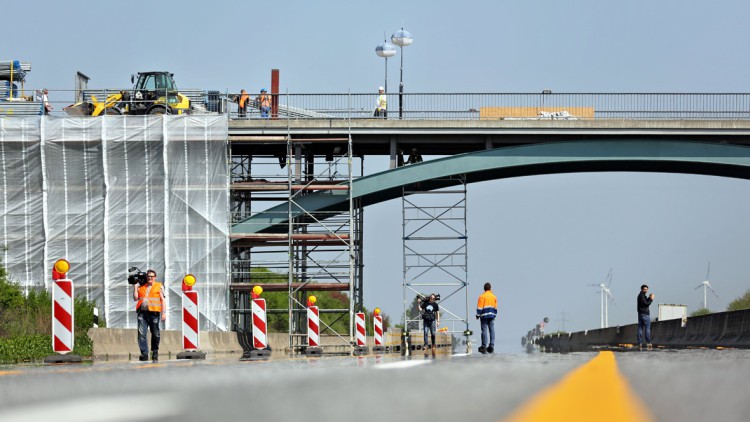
[537,309,750,352]
[88,328,415,361]
[15,89,750,121]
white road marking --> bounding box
[373,360,432,370]
[0,392,183,422]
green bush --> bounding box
[0,334,51,364]
[690,307,712,317]
[0,259,100,363]
[727,289,750,312]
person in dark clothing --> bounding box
[418,294,440,355]
[234,89,249,118]
[405,147,423,165]
[637,284,654,350]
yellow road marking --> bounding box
[502,351,654,422]
[0,370,23,376]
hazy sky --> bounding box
[10,0,750,352]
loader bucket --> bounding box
[64,102,93,116]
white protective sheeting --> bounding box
[0,115,229,330]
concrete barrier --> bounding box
[536,309,750,352]
[88,328,418,361]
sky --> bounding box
[9,0,750,352]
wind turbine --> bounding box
[588,268,615,328]
[695,262,719,309]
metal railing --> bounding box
[225,92,750,121]
[5,89,750,120]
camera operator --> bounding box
[133,269,166,362]
[418,294,440,355]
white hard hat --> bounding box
[378,86,384,91]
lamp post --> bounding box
[391,28,413,119]
[375,40,396,96]
[375,39,396,118]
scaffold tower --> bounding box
[229,118,362,356]
[402,175,470,349]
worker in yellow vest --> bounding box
[374,86,387,118]
[133,269,166,362]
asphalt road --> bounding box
[0,349,748,422]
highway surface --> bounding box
[0,349,748,421]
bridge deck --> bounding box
[229,119,750,155]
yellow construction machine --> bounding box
[65,71,191,116]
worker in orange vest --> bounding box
[133,269,166,362]
[476,282,498,354]
[257,88,271,119]
[235,89,250,118]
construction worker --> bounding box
[133,269,166,362]
[374,86,387,118]
[257,88,271,119]
[235,89,249,118]
[38,89,52,115]
[476,282,498,354]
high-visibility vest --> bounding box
[136,282,163,312]
[376,94,387,110]
[476,290,498,319]
[238,93,249,108]
[259,94,271,108]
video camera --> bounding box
[128,267,148,285]
[416,293,440,303]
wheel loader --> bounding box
[65,71,191,116]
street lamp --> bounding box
[375,39,396,100]
[391,27,413,119]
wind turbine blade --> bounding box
[706,261,711,281]
[694,284,703,290]
[708,285,719,298]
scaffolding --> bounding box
[402,175,470,350]
[0,115,230,330]
[229,122,362,355]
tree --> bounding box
[690,307,711,317]
[727,289,750,312]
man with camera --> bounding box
[132,269,166,362]
[637,284,655,350]
[418,294,440,356]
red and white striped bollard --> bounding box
[241,286,271,360]
[45,259,82,363]
[177,274,205,360]
[372,314,386,354]
[252,298,268,349]
[353,311,369,356]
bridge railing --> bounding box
[6,89,750,120]
[228,92,750,121]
